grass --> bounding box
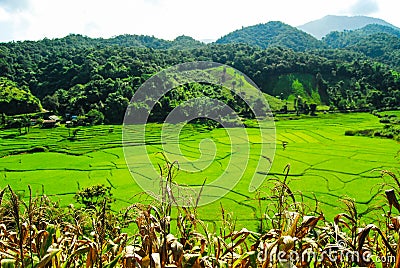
[0,112,399,230]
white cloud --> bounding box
[0,7,11,21]
[349,0,379,15]
[0,0,398,42]
[0,0,30,12]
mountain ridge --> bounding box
[298,15,398,39]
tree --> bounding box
[366,90,383,108]
[338,99,348,111]
[104,92,129,124]
[15,118,23,135]
[0,113,6,127]
[21,115,31,134]
[294,96,303,115]
[42,94,59,112]
[309,104,317,116]
[86,109,104,125]
[74,184,114,210]
[292,79,305,97]
[303,101,310,115]
[69,128,80,140]
[0,77,42,115]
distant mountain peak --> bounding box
[298,15,397,39]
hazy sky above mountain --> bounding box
[0,0,397,42]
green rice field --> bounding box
[0,112,399,229]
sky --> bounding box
[0,0,398,42]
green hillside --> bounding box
[324,24,400,48]
[1,22,400,120]
[28,33,205,50]
[0,77,42,115]
[322,25,400,69]
[216,21,323,51]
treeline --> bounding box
[1,33,400,123]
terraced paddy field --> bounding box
[0,112,399,230]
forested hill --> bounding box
[0,34,205,50]
[100,34,205,49]
[322,25,400,69]
[1,21,400,124]
[216,21,324,51]
[323,24,400,48]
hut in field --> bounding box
[41,119,58,128]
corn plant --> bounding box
[1,163,400,267]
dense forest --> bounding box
[216,21,324,51]
[1,21,400,124]
[323,24,400,69]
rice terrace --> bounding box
[1,11,400,267]
[1,110,399,221]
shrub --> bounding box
[74,184,114,210]
[380,118,391,124]
[27,146,49,153]
[345,130,355,136]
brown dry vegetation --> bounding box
[0,163,400,267]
